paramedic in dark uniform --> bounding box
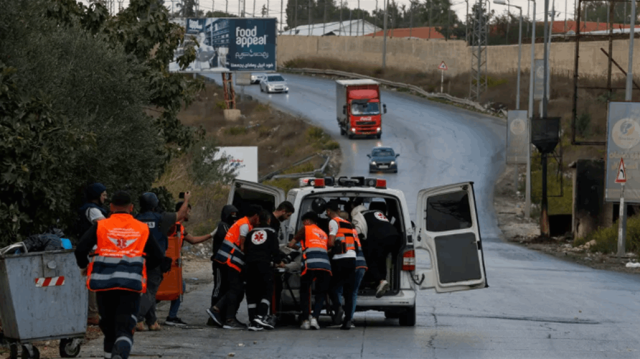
[207,204,239,327]
[243,210,286,331]
[351,201,401,298]
[75,191,166,359]
[269,201,295,237]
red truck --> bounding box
[336,79,386,139]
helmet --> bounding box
[139,192,159,212]
[310,198,327,214]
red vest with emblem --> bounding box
[157,222,185,301]
[214,217,252,272]
[87,213,149,293]
[300,224,332,276]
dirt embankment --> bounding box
[495,164,640,275]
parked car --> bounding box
[251,72,267,84]
[368,147,399,173]
[260,74,289,94]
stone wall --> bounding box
[277,35,640,78]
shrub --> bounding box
[576,215,640,255]
[306,127,325,141]
[576,113,591,137]
[224,126,248,136]
[216,100,227,109]
[323,140,340,150]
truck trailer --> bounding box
[336,79,386,139]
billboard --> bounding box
[605,102,640,203]
[215,147,259,182]
[506,110,529,164]
[169,18,277,73]
[533,59,550,101]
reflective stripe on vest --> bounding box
[87,213,149,293]
[214,217,251,272]
[332,217,356,254]
[301,225,331,276]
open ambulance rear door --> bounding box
[227,179,285,213]
[413,182,488,293]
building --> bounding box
[281,20,380,36]
[547,20,640,34]
[366,26,447,40]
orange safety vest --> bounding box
[87,213,149,293]
[332,216,356,255]
[156,222,185,301]
[214,216,252,272]
[300,224,332,276]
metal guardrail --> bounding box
[259,154,332,182]
[283,68,507,118]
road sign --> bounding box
[606,102,640,202]
[438,61,448,71]
[616,158,627,183]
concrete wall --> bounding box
[278,35,640,78]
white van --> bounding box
[227,176,488,326]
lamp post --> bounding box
[494,0,522,110]
[525,0,535,218]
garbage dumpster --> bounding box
[0,244,87,358]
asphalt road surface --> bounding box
[79,74,640,359]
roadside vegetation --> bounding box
[574,215,640,255]
[154,82,341,235]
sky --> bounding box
[85,0,580,30]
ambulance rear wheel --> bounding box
[398,304,416,327]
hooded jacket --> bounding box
[211,204,239,259]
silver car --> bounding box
[260,74,289,94]
[250,72,266,84]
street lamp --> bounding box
[494,0,522,110]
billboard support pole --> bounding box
[618,183,627,256]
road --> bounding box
[79,74,640,358]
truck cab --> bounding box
[227,177,488,326]
[336,80,386,139]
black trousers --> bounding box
[211,261,228,308]
[136,266,163,325]
[365,235,401,283]
[329,258,356,321]
[214,265,245,321]
[299,270,331,320]
[245,261,273,321]
[97,290,140,359]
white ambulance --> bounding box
[227,176,488,326]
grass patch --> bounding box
[519,156,573,216]
[224,126,248,136]
[264,178,299,194]
[575,215,640,255]
[283,161,315,174]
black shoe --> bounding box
[341,319,352,330]
[254,315,274,330]
[206,308,223,328]
[223,319,246,330]
[248,320,264,331]
[165,317,188,327]
[265,314,277,328]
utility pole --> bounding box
[526,0,535,218]
[410,0,414,38]
[428,0,432,40]
[295,0,298,28]
[253,0,256,17]
[447,8,451,40]
[617,0,635,257]
[226,0,228,14]
[564,0,567,32]
[281,0,284,31]
[466,0,470,43]
[308,0,312,35]
[470,0,488,100]
[374,0,378,37]
[382,0,388,68]
[506,0,511,44]
[357,0,360,36]
[324,0,328,34]
[541,0,550,237]
[339,0,343,35]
